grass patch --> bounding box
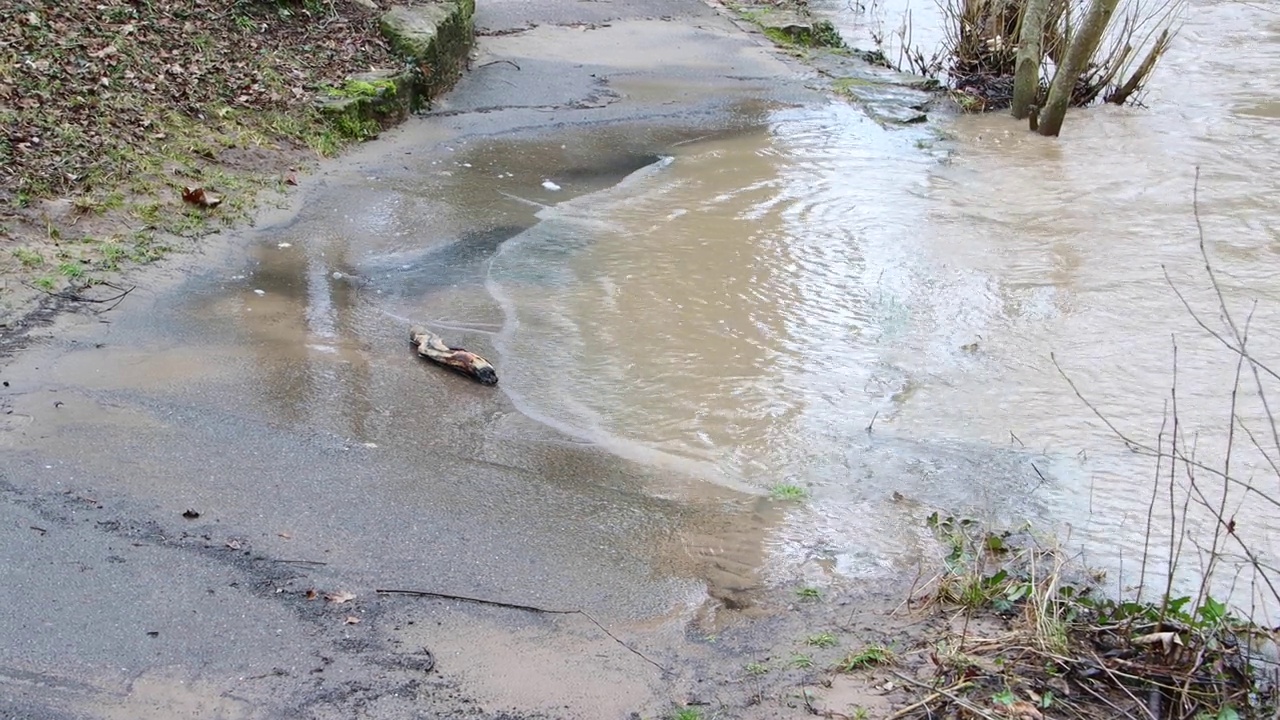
[57,262,85,279]
[789,653,814,669]
[770,483,808,501]
[12,248,43,268]
[835,644,894,672]
[744,661,769,676]
[670,709,702,720]
[325,78,397,99]
[795,586,821,601]
[805,632,838,649]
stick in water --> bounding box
[409,326,498,386]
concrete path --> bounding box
[0,2,868,718]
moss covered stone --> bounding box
[318,1,475,138]
[380,0,476,110]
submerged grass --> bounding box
[770,483,809,501]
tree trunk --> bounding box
[1036,0,1121,136]
[1011,0,1051,119]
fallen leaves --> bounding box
[1132,630,1185,655]
[181,186,222,209]
[344,615,361,625]
[325,590,356,604]
[997,700,1043,720]
[1,0,395,199]
[181,509,200,519]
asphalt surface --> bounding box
[0,2,847,718]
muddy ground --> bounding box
[0,1,960,718]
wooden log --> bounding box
[409,326,499,386]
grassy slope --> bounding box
[0,0,398,320]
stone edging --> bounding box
[316,0,477,131]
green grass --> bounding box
[12,248,43,268]
[96,240,129,270]
[34,276,57,291]
[805,632,838,649]
[836,644,894,671]
[790,653,814,669]
[671,709,703,720]
[325,78,397,99]
[795,586,821,601]
[57,262,85,279]
[744,661,769,676]
[770,483,808,501]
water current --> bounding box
[482,0,1280,603]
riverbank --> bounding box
[1,0,474,338]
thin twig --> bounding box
[375,588,668,674]
[476,59,521,71]
[889,671,1001,720]
[1051,353,1280,510]
[885,684,968,719]
[24,281,135,309]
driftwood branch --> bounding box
[409,326,498,386]
[24,281,135,313]
[375,588,667,674]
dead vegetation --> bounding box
[824,177,1280,719]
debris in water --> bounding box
[326,590,356,604]
[181,186,222,208]
[410,326,498,386]
[277,242,292,249]
[253,289,265,296]
[541,179,561,191]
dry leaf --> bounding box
[181,509,200,519]
[325,590,356,604]
[1133,631,1183,654]
[277,532,292,540]
[1004,701,1043,720]
[284,173,298,186]
[225,539,242,550]
[305,589,318,601]
[182,186,222,208]
[344,615,361,625]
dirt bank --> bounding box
[1,0,473,337]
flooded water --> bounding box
[475,0,1280,603]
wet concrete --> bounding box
[0,2,892,719]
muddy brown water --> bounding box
[172,0,1280,615]
[479,0,1280,607]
